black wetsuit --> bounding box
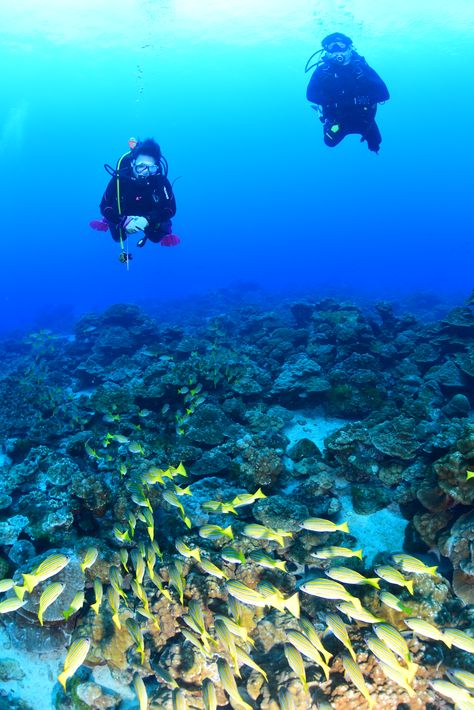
[306,52,389,152]
[100,157,176,243]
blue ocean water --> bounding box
[1,0,473,334]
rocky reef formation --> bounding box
[0,293,473,708]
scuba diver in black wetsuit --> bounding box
[91,137,179,264]
[306,33,390,153]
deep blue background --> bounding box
[1,2,473,333]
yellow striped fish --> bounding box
[374,565,414,594]
[342,653,374,709]
[217,658,253,710]
[57,637,91,690]
[301,517,350,533]
[126,618,145,665]
[299,617,333,663]
[431,679,474,706]
[23,553,70,593]
[214,614,254,646]
[257,581,300,618]
[172,688,188,710]
[286,630,330,680]
[91,578,103,615]
[337,602,384,624]
[325,613,357,661]
[392,554,437,576]
[199,524,234,541]
[312,547,362,561]
[62,591,85,621]
[404,618,447,645]
[176,539,201,562]
[446,668,474,690]
[248,549,287,572]
[373,623,415,674]
[326,566,380,589]
[443,628,474,653]
[80,547,98,574]
[0,579,15,594]
[220,547,246,564]
[278,687,296,710]
[379,590,413,615]
[366,635,412,680]
[202,678,217,710]
[133,673,148,710]
[235,645,268,681]
[242,524,292,548]
[226,580,277,608]
[199,559,229,580]
[0,596,27,614]
[38,583,65,626]
[284,643,308,692]
[300,578,362,609]
[378,660,415,697]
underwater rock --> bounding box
[441,306,474,331]
[237,437,283,488]
[442,393,471,417]
[0,515,29,546]
[253,494,309,532]
[369,416,421,459]
[0,658,25,681]
[272,354,323,396]
[7,540,36,567]
[455,347,474,378]
[290,301,315,326]
[439,510,474,604]
[0,494,12,511]
[75,681,121,709]
[286,437,321,461]
[424,360,465,389]
[412,510,454,549]
[351,483,392,515]
[185,404,234,447]
[433,448,474,505]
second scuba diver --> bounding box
[94,138,179,263]
[306,33,390,153]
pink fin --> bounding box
[160,234,180,247]
[89,218,109,232]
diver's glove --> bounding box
[123,216,149,234]
[354,96,373,106]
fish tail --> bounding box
[366,578,380,589]
[224,526,234,539]
[14,585,26,600]
[276,561,287,572]
[183,516,192,529]
[407,662,418,683]
[284,592,300,619]
[62,609,72,621]
[355,549,363,560]
[57,671,69,691]
[441,635,452,649]
[112,612,121,630]
[91,602,99,615]
[405,579,414,595]
[321,661,330,681]
[22,573,37,593]
[147,528,154,542]
[400,603,413,615]
[80,563,85,574]
[348,643,357,662]
[428,566,438,576]
[339,522,350,533]
[275,535,286,548]
[190,549,201,562]
[38,611,44,626]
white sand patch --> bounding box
[0,624,62,709]
[339,494,408,567]
[284,407,349,451]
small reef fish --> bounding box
[248,549,287,572]
[57,637,91,691]
[326,566,380,588]
[199,559,229,580]
[142,467,166,485]
[365,635,412,681]
[337,602,384,624]
[257,581,300,618]
[214,614,254,646]
[130,487,152,511]
[242,524,293,548]
[312,547,363,560]
[202,500,238,515]
[430,680,473,707]
[172,688,188,710]
[235,645,267,679]
[91,578,103,615]
[168,563,185,605]
[202,677,217,710]
[443,628,474,654]
[113,525,131,543]
[374,565,414,595]
[23,553,70,593]
[286,629,330,680]
[301,578,362,609]
[220,547,246,564]
[107,587,122,629]
[278,687,296,710]
[215,619,239,670]
[342,653,375,709]
[217,658,253,710]
[0,579,15,593]
[106,433,129,444]
[0,597,27,614]
[379,590,413,615]
[119,463,127,477]
[80,547,98,574]
[284,644,308,692]
[392,553,438,576]
[133,673,148,710]
[102,413,120,423]
[170,462,187,478]
[119,549,130,573]
[199,524,234,541]
[378,660,415,697]
[84,441,100,459]
[128,442,145,455]
[154,664,179,689]
[174,484,192,496]
[232,488,267,507]
[373,623,413,668]
[325,612,357,661]
[301,517,350,534]
[176,539,201,562]
[404,618,448,645]
[126,618,145,664]
[142,508,155,542]
[446,668,474,690]
[109,566,127,600]
[299,617,333,663]
[62,591,85,621]
[226,580,278,609]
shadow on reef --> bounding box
[0,293,473,708]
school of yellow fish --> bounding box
[2,458,474,709]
